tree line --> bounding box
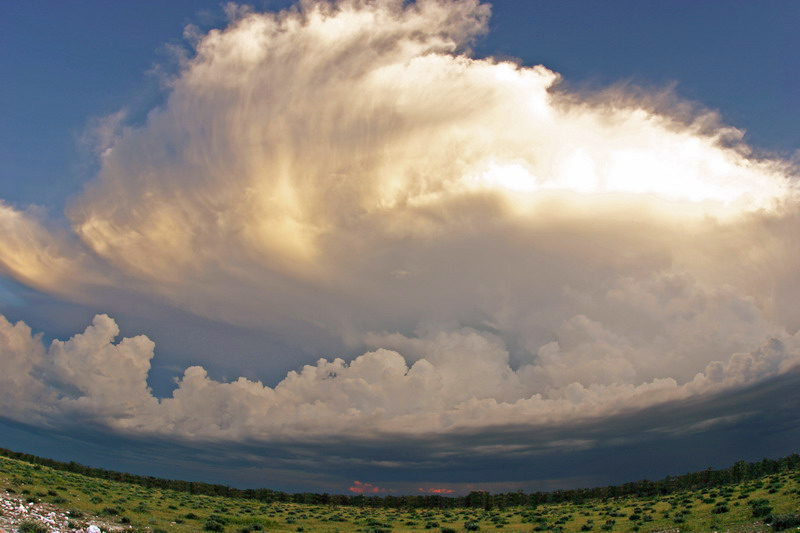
[1,447,797,509]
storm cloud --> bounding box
[1,0,799,485]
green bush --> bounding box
[18,522,49,533]
[238,525,266,533]
[204,520,225,532]
[750,498,773,517]
[769,513,800,531]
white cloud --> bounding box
[1,314,798,440]
[0,315,49,419]
[0,0,799,443]
[47,314,158,418]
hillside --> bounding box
[1,451,799,532]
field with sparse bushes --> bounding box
[1,452,799,532]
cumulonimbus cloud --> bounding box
[1,0,799,443]
[0,312,798,439]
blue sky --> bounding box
[1,0,799,494]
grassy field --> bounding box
[1,454,799,532]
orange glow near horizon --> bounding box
[419,487,456,494]
[349,481,391,494]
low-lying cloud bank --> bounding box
[1,312,798,440]
[1,0,800,445]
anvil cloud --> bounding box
[1,0,799,460]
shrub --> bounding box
[204,520,225,532]
[464,520,480,530]
[750,498,773,517]
[238,525,267,533]
[769,514,800,531]
[18,522,49,533]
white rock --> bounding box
[87,525,102,533]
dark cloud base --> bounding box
[3,368,798,495]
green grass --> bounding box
[2,454,799,532]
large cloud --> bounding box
[1,313,798,440]
[1,0,799,444]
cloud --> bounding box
[349,480,391,494]
[0,313,798,441]
[419,487,455,494]
[0,202,82,295]
[0,0,800,448]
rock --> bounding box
[87,525,102,533]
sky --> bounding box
[1,0,799,495]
